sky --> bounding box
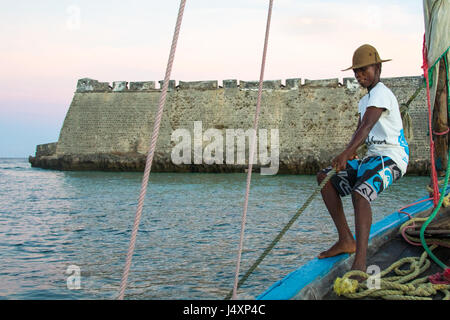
[0,0,425,158]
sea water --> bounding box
[0,158,429,299]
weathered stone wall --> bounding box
[29,76,430,174]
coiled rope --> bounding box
[333,245,450,300]
[400,217,450,248]
[117,0,186,300]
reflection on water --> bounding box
[0,159,430,299]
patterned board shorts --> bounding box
[320,156,403,202]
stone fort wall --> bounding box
[29,76,430,174]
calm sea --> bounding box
[0,158,429,300]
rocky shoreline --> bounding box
[28,152,431,175]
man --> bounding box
[316,44,409,272]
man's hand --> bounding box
[349,152,359,160]
[332,150,354,172]
[332,106,384,172]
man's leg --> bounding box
[349,156,401,270]
[351,191,372,271]
[317,171,356,259]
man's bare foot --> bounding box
[318,239,356,259]
[351,262,366,272]
[349,262,367,282]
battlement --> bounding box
[76,76,424,92]
[31,74,429,174]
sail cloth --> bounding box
[423,0,450,107]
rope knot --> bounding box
[333,277,358,296]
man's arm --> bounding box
[332,107,385,171]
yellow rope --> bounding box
[333,245,450,300]
[425,180,450,207]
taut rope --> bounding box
[226,168,336,300]
[231,0,274,300]
[117,0,187,300]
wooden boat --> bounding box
[257,192,450,300]
[255,0,450,301]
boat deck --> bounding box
[258,200,450,300]
[322,235,450,300]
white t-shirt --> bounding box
[358,82,409,175]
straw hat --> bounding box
[342,44,391,71]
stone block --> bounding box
[98,82,111,91]
[178,80,218,90]
[303,78,339,87]
[36,142,57,157]
[76,78,110,92]
[112,81,128,91]
[159,80,176,90]
[343,78,360,90]
[285,78,301,89]
[223,79,238,89]
[129,81,156,91]
[239,80,258,89]
[240,80,282,89]
[263,80,282,89]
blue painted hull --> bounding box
[257,193,438,300]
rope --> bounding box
[397,198,432,246]
[433,127,450,136]
[400,217,450,248]
[400,80,424,141]
[420,166,450,269]
[117,0,186,300]
[422,34,440,207]
[403,81,425,109]
[231,0,273,300]
[333,245,450,300]
[225,168,336,300]
[421,33,449,270]
[425,180,450,207]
